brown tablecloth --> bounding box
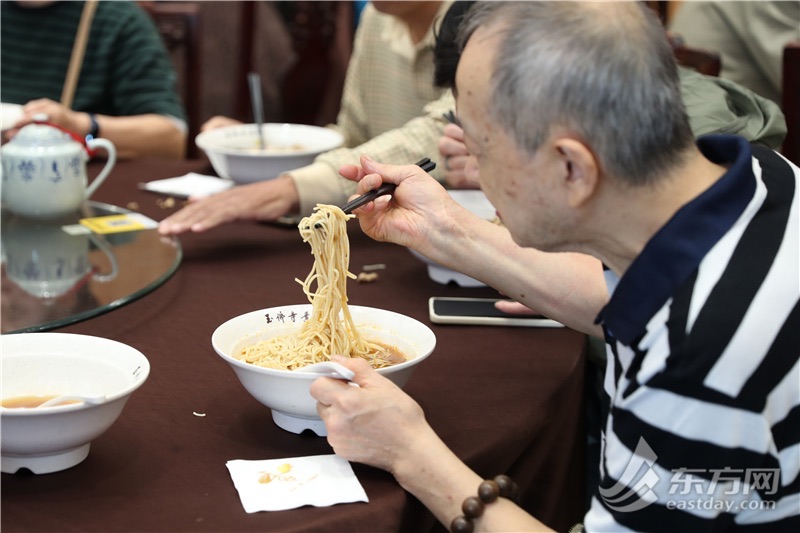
[1,158,587,532]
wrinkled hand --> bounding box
[338,155,455,249]
[6,99,89,139]
[157,176,299,234]
[438,124,479,189]
[201,116,243,132]
[310,356,429,472]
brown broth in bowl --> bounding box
[1,395,80,408]
[371,340,406,366]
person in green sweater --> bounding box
[1,1,187,159]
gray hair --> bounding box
[458,1,695,186]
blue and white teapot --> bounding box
[1,123,116,219]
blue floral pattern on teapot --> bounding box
[1,123,116,219]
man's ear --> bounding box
[554,138,599,208]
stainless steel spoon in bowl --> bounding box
[247,72,266,150]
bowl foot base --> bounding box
[427,264,484,287]
[272,410,327,436]
[1,443,91,474]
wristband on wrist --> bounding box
[86,113,99,141]
[450,475,520,533]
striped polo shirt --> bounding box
[586,135,799,531]
[1,1,185,122]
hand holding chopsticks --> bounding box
[341,158,436,214]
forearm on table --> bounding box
[393,427,554,532]
[89,114,186,159]
[422,210,607,336]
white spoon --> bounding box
[36,395,106,409]
[295,361,355,380]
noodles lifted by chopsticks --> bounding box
[238,204,403,371]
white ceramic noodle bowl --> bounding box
[195,123,344,184]
[212,305,437,436]
[0,333,150,474]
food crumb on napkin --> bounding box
[140,172,233,199]
[226,454,368,513]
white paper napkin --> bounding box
[226,454,369,513]
[140,172,233,198]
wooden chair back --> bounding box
[140,1,202,158]
[782,41,800,165]
[236,1,353,126]
[644,2,722,77]
[672,43,722,77]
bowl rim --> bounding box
[195,122,344,158]
[212,304,436,378]
[0,332,150,416]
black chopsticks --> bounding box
[341,157,436,214]
[442,110,461,126]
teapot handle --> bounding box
[85,138,117,199]
[87,233,119,283]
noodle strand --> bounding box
[238,205,401,370]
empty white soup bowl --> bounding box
[0,333,150,474]
[196,123,344,184]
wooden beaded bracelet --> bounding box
[450,475,521,533]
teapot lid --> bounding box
[11,123,76,147]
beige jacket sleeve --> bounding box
[291,91,455,216]
[670,1,800,105]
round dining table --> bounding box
[1,157,588,533]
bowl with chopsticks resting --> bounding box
[212,304,436,436]
[0,333,150,474]
[195,123,344,184]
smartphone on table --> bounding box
[428,297,564,327]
